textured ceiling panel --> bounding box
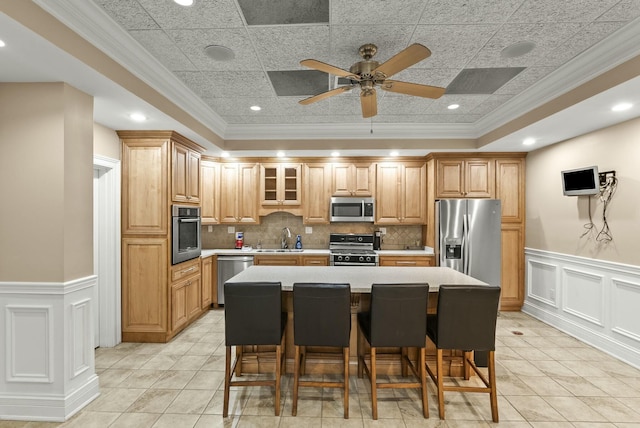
[268,70,328,96]
[446,68,526,94]
[238,0,329,25]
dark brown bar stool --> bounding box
[292,282,351,418]
[425,284,501,422]
[222,281,286,417]
[357,283,429,420]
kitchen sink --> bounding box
[255,249,304,252]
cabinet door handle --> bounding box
[182,267,196,274]
[397,261,417,265]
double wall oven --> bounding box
[329,233,378,266]
[171,205,201,265]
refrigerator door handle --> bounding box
[463,214,470,275]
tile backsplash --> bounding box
[201,212,423,250]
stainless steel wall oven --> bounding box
[172,205,201,265]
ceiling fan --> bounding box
[299,43,446,118]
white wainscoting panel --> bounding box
[5,306,53,383]
[524,248,640,370]
[0,276,99,421]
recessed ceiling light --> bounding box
[174,0,194,6]
[250,105,261,111]
[204,45,235,61]
[220,152,230,158]
[447,104,460,110]
[129,112,147,122]
[0,40,6,48]
[277,151,285,158]
[331,151,340,157]
[390,151,399,157]
[523,138,536,146]
[611,102,633,112]
[501,41,536,58]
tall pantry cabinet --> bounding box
[119,131,205,342]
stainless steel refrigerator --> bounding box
[435,199,501,288]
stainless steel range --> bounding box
[329,233,379,266]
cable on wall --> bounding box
[596,173,618,243]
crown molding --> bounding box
[475,16,640,136]
[34,0,228,137]
[223,122,478,140]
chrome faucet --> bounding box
[281,227,292,249]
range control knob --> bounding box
[359,256,364,262]
[357,236,363,242]
[344,256,350,262]
[365,256,372,262]
[337,255,343,262]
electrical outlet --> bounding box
[379,227,386,235]
[305,227,313,234]
[208,225,213,233]
[227,226,235,233]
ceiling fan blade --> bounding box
[299,85,353,105]
[380,80,445,99]
[360,90,377,118]
[300,59,358,79]
[372,43,431,79]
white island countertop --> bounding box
[225,266,487,292]
[201,248,434,258]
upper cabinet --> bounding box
[332,162,375,196]
[260,163,302,208]
[375,161,426,225]
[435,158,494,198]
[200,159,220,225]
[303,163,331,224]
[496,158,525,223]
[172,140,201,204]
[219,163,259,224]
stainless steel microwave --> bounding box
[330,197,375,222]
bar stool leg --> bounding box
[292,345,301,416]
[401,347,408,377]
[343,346,349,419]
[371,347,378,420]
[275,340,283,416]
[436,348,445,419]
[488,351,499,423]
[419,346,429,418]
[223,345,232,417]
[236,346,243,376]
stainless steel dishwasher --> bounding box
[217,255,254,305]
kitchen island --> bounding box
[225,265,491,377]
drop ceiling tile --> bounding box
[223,114,363,124]
[329,25,415,67]
[129,30,197,72]
[470,94,516,115]
[509,0,621,23]
[173,71,218,98]
[94,0,159,30]
[390,68,464,90]
[237,0,329,25]
[419,0,523,24]
[330,0,428,25]
[446,67,525,94]
[410,24,501,69]
[135,0,244,29]
[268,70,328,96]
[374,114,481,123]
[377,96,436,116]
[248,26,330,70]
[537,21,626,66]
[494,66,555,95]
[467,22,585,68]
[175,71,273,98]
[165,28,261,71]
[597,0,640,21]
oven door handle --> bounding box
[178,218,199,223]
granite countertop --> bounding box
[201,247,434,258]
[226,265,487,292]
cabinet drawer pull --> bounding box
[397,261,416,265]
[181,266,196,274]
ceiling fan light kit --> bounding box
[299,43,446,118]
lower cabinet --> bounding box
[500,225,524,311]
[378,255,434,267]
[170,258,202,334]
[201,255,214,309]
[254,255,300,266]
[301,255,329,266]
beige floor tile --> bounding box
[194,414,238,427]
[236,415,282,427]
[158,341,195,356]
[151,413,199,427]
[97,368,133,387]
[165,389,215,414]
[200,354,225,371]
[320,417,365,427]
[184,370,225,390]
[494,374,536,395]
[117,369,165,388]
[204,389,251,416]
[86,387,146,412]
[362,417,404,427]
[150,370,197,389]
[543,396,608,422]
[111,353,153,369]
[134,343,167,355]
[126,389,180,413]
[500,360,546,377]
[530,360,579,377]
[587,377,640,397]
[171,355,209,371]
[109,412,160,428]
[570,423,617,428]
[504,396,566,422]
[553,376,608,396]
[59,411,120,427]
[516,375,572,396]
[403,418,448,427]
[187,342,219,356]
[141,354,181,370]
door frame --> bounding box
[93,155,121,347]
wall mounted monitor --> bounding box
[561,165,599,196]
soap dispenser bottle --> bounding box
[295,234,302,249]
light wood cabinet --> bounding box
[170,258,202,333]
[260,163,301,207]
[332,162,375,196]
[220,163,259,224]
[303,163,331,224]
[436,158,494,198]
[375,162,426,225]
[301,255,330,266]
[254,255,301,266]
[496,158,524,223]
[172,140,201,204]
[200,160,220,224]
[121,138,169,235]
[201,255,213,309]
[500,225,524,311]
[121,237,168,342]
[378,255,434,267]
